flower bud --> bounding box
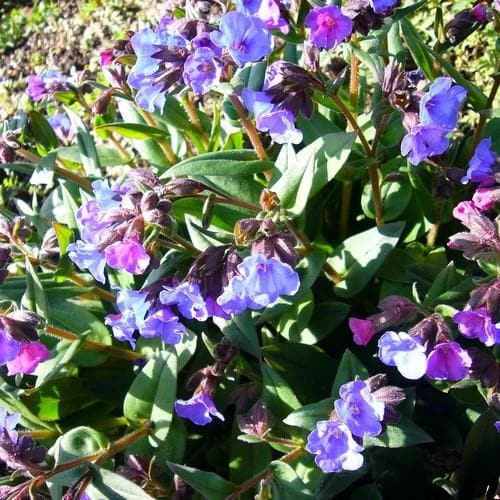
[259,189,280,211]
[40,227,60,266]
[237,400,274,437]
[468,347,499,388]
[251,231,298,267]
[234,218,261,245]
[408,313,453,347]
[165,178,207,196]
[91,88,114,115]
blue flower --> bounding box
[139,307,187,345]
[211,12,272,66]
[306,420,364,473]
[175,392,225,425]
[426,342,472,381]
[461,137,497,186]
[128,73,167,113]
[370,0,399,14]
[160,281,209,321]
[256,110,303,144]
[0,407,20,442]
[47,112,74,144]
[68,240,106,283]
[305,6,353,51]
[453,307,500,347]
[378,331,427,379]
[419,77,467,130]
[183,48,222,95]
[335,380,385,438]
[217,254,300,315]
[91,180,122,210]
[0,328,20,365]
[401,123,450,165]
[130,28,163,77]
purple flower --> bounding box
[6,342,50,375]
[130,28,164,77]
[211,12,272,66]
[128,76,167,113]
[461,138,497,186]
[257,110,303,144]
[183,48,222,95]
[306,420,364,473]
[335,380,385,438]
[104,237,150,275]
[48,112,74,144]
[217,254,300,315]
[348,318,376,346]
[378,331,427,379]
[139,307,187,345]
[401,124,450,165]
[68,240,106,283]
[420,77,467,130]
[453,307,500,346]
[305,6,353,50]
[242,88,275,116]
[91,180,123,210]
[26,70,68,101]
[425,342,472,381]
[0,328,21,365]
[175,392,225,425]
[370,0,399,14]
[160,281,208,321]
[237,0,289,33]
[75,200,108,244]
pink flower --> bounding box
[305,6,353,50]
[104,237,150,274]
[472,187,499,211]
[452,201,480,223]
[348,318,375,345]
[7,342,50,375]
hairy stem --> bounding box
[368,163,384,226]
[229,94,269,163]
[183,94,209,148]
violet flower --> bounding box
[306,420,364,473]
[305,6,353,50]
[26,70,68,101]
[183,48,222,95]
[47,112,75,144]
[104,236,150,275]
[68,240,106,284]
[175,392,225,425]
[453,307,500,346]
[237,0,289,33]
[461,138,497,186]
[6,342,50,376]
[211,11,272,66]
[425,342,472,381]
[139,307,187,345]
[401,123,450,165]
[419,77,467,131]
[160,281,209,321]
[335,380,385,438]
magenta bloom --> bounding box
[472,187,499,211]
[426,342,472,381]
[334,380,385,438]
[175,392,225,426]
[305,6,353,50]
[453,307,500,347]
[6,342,50,375]
[104,237,150,275]
[349,318,375,345]
[306,420,364,473]
[452,201,481,223]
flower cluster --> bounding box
[307,376,404,473]
[401,77,467,165]
[68,171,171,283]
[26,69,70,102]
[0,311,49,376]
[128,12,272,112]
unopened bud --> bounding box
[259,189,280,211]
[92,88,114,115]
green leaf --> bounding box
[328,222,404,297]
[331,349,369,398]
[48,426,110,487]
[64,107,101,175]
[456,409,500,499]
[95,122,171,140]
[214,310,260,358]
[283,398,334,430]
[422,262,462,308]
[276,290,314,342]
[86,465,155,499]
[167,462,236,500]
[400,18,436,80]
[270,461,315,499]
[57,145,127,167]
[23,257,49,319]
[160,94,193,131]
[29,110,59,153]
[315,463,369,499]
[364,416,433,448]
[30,151,57,185]
[261,364,301,419]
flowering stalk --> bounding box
[182,94,209,149]
[140,110,178,165]
[45,324,143,361]
[229,94,270,163]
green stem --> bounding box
[141,110,178,165]
[368,164,384,226]
[182,94,209,148]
